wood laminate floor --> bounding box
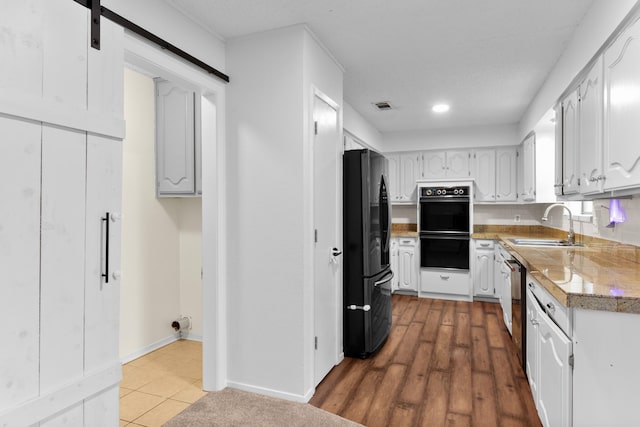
[310,295,542,427]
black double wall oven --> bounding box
[419,185,471,271]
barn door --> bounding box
[0,1,124,425]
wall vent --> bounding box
[373,101,393,110]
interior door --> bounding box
[313,94,340,385]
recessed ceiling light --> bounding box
[432,104,450,113]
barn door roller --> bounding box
[73,0,230,83]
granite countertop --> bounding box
[473,225,640,314]
[391,223,418,238]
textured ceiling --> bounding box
[164,0,594,133]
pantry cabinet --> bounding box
[155,79,201,197]
[603,15,640,192]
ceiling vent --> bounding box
[373,101,393,111]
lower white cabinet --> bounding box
[473,240,495,297]
[420,269,470,299]
[391,237,418,293]
[390,239,399,291]
[526,276,572,427]
[499,259,512,334]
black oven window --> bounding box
[420,237,470,270]
[420,201,470,233]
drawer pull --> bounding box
[440,275,450,280]
[546,302,555,314]
[480,243,490,247]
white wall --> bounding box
[344,102,384,152]
[105,0,225,73]
[120,68,203,361]
[226,25,343,401]
[518,0,638,138]
[383,123,519,152]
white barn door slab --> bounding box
[0,1,125,425]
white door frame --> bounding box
[123,33,227,390]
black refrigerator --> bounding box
[343,149,393,358]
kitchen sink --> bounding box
[509,238,583,247]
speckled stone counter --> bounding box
[472,225,640,314]
[391,223,418,238]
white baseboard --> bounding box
[226,381,311,403]
[120,335,179,364]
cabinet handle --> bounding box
[102,212,110,284]
[589,177,598,183]
[546,302,555,314]
[528,282,535,290]
[440,275,450,280]
[480,243,490,247]
[401,240,412,244]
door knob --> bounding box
[332,248,342,256]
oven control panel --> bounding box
[420,186,469,198]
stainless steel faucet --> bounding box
[541,203,575,245]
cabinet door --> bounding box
[398,244,417,291]
[603,17,640,191]
[155,79,196,195]
[522,135,536,201]
[447,150,471,178]
[493,249,502,300]
[387,155,400,202]
[537,307,573,427]
[399,153,419,201]
[473,149,496,202]
[579,57,604,195]
[474,249,494,296]
[422,151,447,179]
[554,104,564,196]
[496,147,517,201]
[562,89,580,194]
[390,239,399,291]
[500,263,512,334]
[526,289,540,406]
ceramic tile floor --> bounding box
[119,339,206,427]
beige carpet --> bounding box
[163,388,363,427]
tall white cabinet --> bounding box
[0,2,124,425]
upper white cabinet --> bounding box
[520,135,535,201]
[561,89,580,195]
[422,150,471,179]
[579,57,604,195]
[495,147,518,202]
[603,16,640,191]
[472,149,496,202]
[387,152,420,203]
[471,147,517,203]
[155,79,201,197]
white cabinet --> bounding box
[499,259,512,334]
[554,105,564,197]
[561,88,580,195]
[420,269,471,300]
[422,150,470,179]
[387,152,420,203]
[578,56,605,195]
[472,147,517,203]
[495,147,518,201]
[396,237,418,292]
[526,276,573,427]
[155,79,201,197]
[390,239,399,291]
[603,16,640,191]
[473,240,495,297]
[472,149,496,202]
[520,135,535,201]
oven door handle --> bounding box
[374,271,394,287]
[420,234,470,240]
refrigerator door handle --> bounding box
[346,304,371,312]
[374,271,394,287]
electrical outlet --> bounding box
[514,214,521,223]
